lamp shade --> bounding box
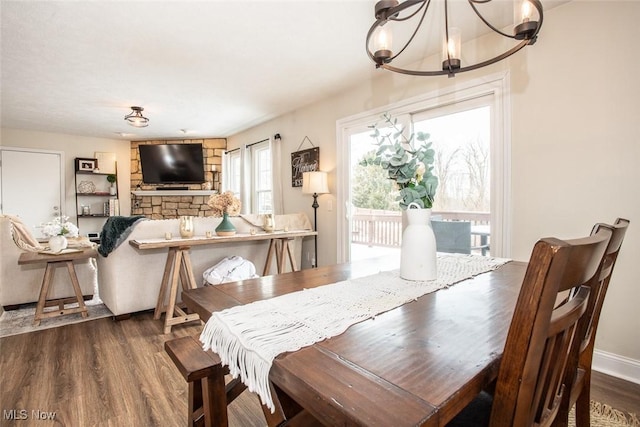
[302,171,329,195]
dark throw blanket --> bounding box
[98,215,146,257]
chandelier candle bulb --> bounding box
[514,0,540,40]
[373,25,393,62]
[442,27,461,73]
[520,0,533,22]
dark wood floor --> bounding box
[1,312,638,426]
[591,370,640,418]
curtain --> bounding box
[271,136,284,215]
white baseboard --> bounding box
[593,349,640,385]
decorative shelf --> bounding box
[75,157,119,230]
[132,190,217,197]
[76,170,111,176]
[77,192,114,197]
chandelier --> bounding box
[366,0,543,77]
[124,106,149,127]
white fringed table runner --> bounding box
[200,253,511,412]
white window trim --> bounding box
[335,71,512,262]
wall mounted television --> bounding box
[139,143,205,184]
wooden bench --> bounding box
[165,335,246,427]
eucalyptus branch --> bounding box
[380,112,414,149]
[362,112,439,209]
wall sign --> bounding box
[291,147,319,187]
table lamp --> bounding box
[302,171,329,268]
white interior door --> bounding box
[0,148,64,236]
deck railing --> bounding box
[351,208,490,249]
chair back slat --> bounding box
[489,227,612,427]
[535,285,590,425]
[580,218,629,352]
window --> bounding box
[251,141,272,214]
[223,140,273,214]
[225,149,242,198]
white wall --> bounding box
[0,128,131,224]
[227,1,640,369]
[509,2,640,367]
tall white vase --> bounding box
[400,203,437,281]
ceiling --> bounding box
[1,1,565,141]
[1,1,379,140]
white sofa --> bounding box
[97,213,312,316]
[0,215,97,309]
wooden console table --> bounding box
[18,248,97,326]
[129,230,316,334]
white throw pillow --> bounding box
[203,256,258,285]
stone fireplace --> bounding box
[130,138,226,219]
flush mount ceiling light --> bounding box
[124,106,149,127]
[366,0,543,77]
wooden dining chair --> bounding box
[568,218,630,427]
[447,227,612,427]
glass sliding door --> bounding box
[413,98,492,256]
[337,73,510,262]
[349,127,403,261]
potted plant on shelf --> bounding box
[106,174,117,195]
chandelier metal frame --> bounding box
[366,0,543,77]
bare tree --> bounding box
[433,147,461,210]
[462,137,489,211]
[353,134,489,213]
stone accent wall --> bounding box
[130,138,226,219]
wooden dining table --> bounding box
[182,256,528,426]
